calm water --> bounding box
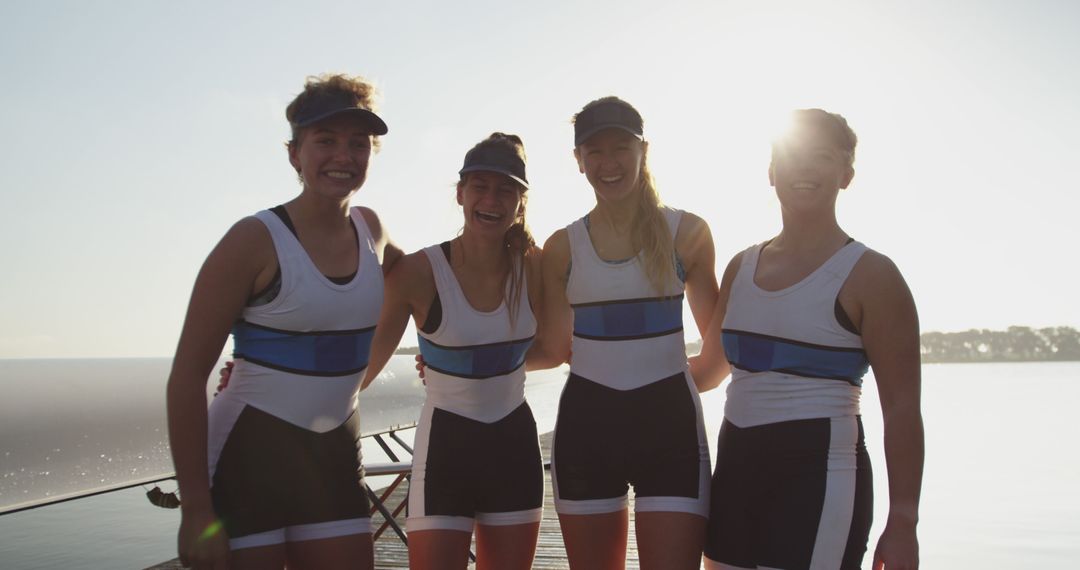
[0,359,1077,568]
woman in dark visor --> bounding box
[363,133,549,570]
[538,97,720,569]
[167,74,401,570]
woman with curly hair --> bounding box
[167,74,401,570]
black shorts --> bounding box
[704,416,873,570]
[551,372,710,516]
[407,401,544,532]
[210,405,371,549]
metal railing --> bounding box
[0,423,420,545]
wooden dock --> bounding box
[147,432,639,569]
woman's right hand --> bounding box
[414,354,427,385]
[177,507,230,569]
[214,361,234,396]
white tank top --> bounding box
[565,207,688,390]
[214,207,384,433]
[721,240,869,427]
[416,245,536,423]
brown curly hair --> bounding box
[285,73,383,150]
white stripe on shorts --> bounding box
[809,416,859,569]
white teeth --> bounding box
[600,175,623,183]
[326,171,353,179]
[476,211,503,222]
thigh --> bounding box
[757,416,870,570]
[552,375,629,509]
[413,407,478,519]
[211,406,292,541]
[284,533,372,570]
[635,511,706,570]
[228,543,287,570]
[477,403,544,516]
[408,529,473,570]
[629,373,709,513]
[475,521,541,570]
[772,416,873,570]
[214,407,370,543]
[704,421,758,569]
[558,510,629,570]
[291,412,370,524]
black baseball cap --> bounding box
[291,90,388,135]
[573,99,644,146]
[459,144,529,189]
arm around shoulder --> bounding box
[359,206,404,274]
[362,250,432,390]
[676,212,719,340]
[526,231,572,371]
[688,251,739,392]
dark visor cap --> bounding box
[459,145,528,189]
[574,101,644,146]
[291,91,388,135]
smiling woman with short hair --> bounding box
[166,73,402,570]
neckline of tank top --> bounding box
[579,214,687,280]
[431,240,511,318]
[580,214,641,265]
[270,205,362,288]
[748,238,860,296]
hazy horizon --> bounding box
[2,0,1077,358]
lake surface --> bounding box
[0,359,1077,568]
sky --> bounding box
[0,0,1077,358]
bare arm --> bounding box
[165,218,275,568]
[677,212,719,341]
[846,251,923,570]
[526,230,573,371]
[361,252,431,390]
[520,245,561,372]
[688,252,740,392]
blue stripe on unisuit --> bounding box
[418,335,534,379]
[572,295,684,340]
[232,320,374,376]
[721,328,869,386]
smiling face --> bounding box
[769,124,855,215]
[574,128,647,204]
[457,171,525,239]
[288,114,373,200]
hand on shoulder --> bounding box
[358,206,404,271]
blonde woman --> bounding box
[539,97,719,569]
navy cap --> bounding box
[573,100,644,146]
[459,144,529,189]
[291,90,388,135]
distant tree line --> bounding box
[920,326,1080,363]
[401,326,1080,363]
[684,327,1080,363]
